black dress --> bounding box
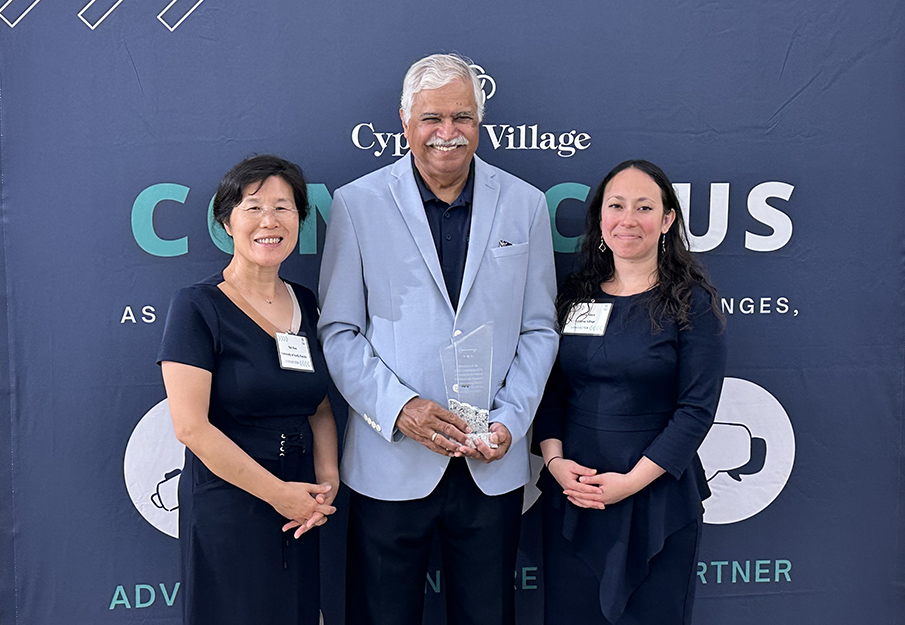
[534,287,727,625]
[157,273,329,625]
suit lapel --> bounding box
[388,155,453,311]
[458,156,498,311]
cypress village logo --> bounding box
[351,64,592,159]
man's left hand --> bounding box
[458,422,511,463]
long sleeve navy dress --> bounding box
[157,273,329,625]
[535,287,727,625]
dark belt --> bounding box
[216,419,312,460]
[567,406,671,432]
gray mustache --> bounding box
[427,136,469,148]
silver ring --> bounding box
[431,431,439,442]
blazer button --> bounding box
[453,330,462,337]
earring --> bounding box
[598,237,607,253]
[661,234,666,254]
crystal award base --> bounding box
[448,398,496,448]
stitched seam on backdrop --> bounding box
[897,241,905,599]
[0,51,22,625]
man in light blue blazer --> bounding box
[318,53,558,625]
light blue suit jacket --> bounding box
[318,154,558,500]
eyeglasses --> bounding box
[233,206,299,221]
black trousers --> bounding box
[346,458,524,625]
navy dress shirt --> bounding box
[413,162,474,311]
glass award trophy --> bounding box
[441,324,496,448]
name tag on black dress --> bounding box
[275,333,315,372]
[562,301,613,336]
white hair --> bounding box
[400,53,485,123]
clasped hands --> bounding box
[396,397,510,463]
[548,458,637,510]
[277,479,339,539]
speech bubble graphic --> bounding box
[701,377,795,525]
[150,468,182,512]
[700,422,752,481]
[700,422,768,482]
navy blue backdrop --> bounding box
[2,1,904,623]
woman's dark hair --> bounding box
[556,159,724,332]
[212,154,309,228]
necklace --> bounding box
[225,268,276,304]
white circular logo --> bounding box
[124,399,185,538]
[469,63,496,103]
[699,377,795,524]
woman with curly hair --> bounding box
[535,160,727,625]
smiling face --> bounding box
[400,79,479,192]
[600,167,676,265]
[223,175,299,269]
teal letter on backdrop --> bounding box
[545,183,589,253]
[208,194,233,254]
[132,184,190,257]
[109,585,131,609]
[299,184,333,255]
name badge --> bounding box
[562,302,612,336]
[275,333,315,372]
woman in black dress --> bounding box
[535,160,727,625]
[158,155,338,624]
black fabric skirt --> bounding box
[538,416,707,624]
[178,422,320,625]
